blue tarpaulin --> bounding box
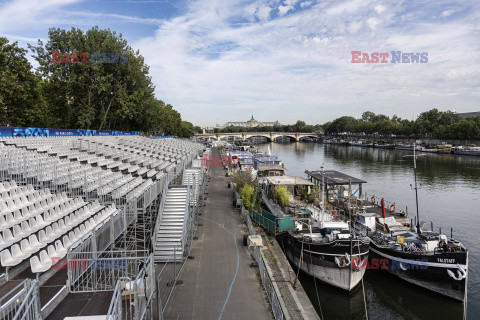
[0,126,139,138]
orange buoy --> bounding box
[390,203,396,212]
[332,210,337,217]
[371,196,376,204]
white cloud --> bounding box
[133,0,480,125]
[244,2,272,21]
[0,0,83,32]
[441,9,456,18]
[300,1,313,9]
[256,4,272,21]
[366,17,381,30]
[347,21,363,34]
[284,0,300,6]
[374,4,387,14]
[278,5,294,16]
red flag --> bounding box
[381,198,386,219]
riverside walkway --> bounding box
[163,148,271,319]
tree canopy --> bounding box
[1,27,194,137]
[323,109,480,140]
[0,37,45,127]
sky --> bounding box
[0,0,479,127]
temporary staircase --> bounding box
[182,168,202,206]
[153,186,188,262]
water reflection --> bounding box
[296,268,465,320]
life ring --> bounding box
[332,210,337,217]
[371,196,376,204]
[390,203,396,212]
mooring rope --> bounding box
[308,242,325,320]
[356,238,369,320]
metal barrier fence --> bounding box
[67,206,129,291]
[67,250,149,292]
[240,205,284,320]
[251,245,284,320]
[156,244,183,316]
[106,254,156,320]
[67,173,166,292]
[0,279,41,320]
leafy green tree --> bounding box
[250,186,263,213]
[0,37,45,127]
[30,27,156,130]
[361,111,376,122]
[275,185,290,206]
[231,170,255,191]
[179,121,194,138]
[240,185,254,209]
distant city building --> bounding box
[456,111,480,119]
[223,115,280,128]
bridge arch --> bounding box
[298,135,318,142]
[273,135,297,142]
[246,134,272,143]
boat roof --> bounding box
[305,170,366,185]
[265,175,314,186]
[257,165,286,172]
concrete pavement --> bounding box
[163,148,271,320]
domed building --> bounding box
[223,115,279,128]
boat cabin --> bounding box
[257,165,286,177]
[305,170,366,204]
[262,175,315,205]
[253,155,281,169]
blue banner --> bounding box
[0,126,139,138]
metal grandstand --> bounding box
[0,135,206,319]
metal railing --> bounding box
[240,205,284,320]
[251,245,284,320]
[180,175,192,253]
[151,174,170,250]
[0,279,41,320]
[156,167,206,318]
[156,243,183,316]
[68,250,149,292]
[106,254,156,320]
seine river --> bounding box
[256,142,480,320]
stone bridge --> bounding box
[194,132,322,142]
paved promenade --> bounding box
[163,148,271,319]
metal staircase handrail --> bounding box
[181,175,191,253]
[152,173,170,250]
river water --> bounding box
[256,142,480,320]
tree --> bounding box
[178,121,194,138]
[361,111,376,122]
[231,170,255,191]
[0,37,45,127]
[293,120,307,132]
[240,185,254,209]
[250,186,263,213]
[275,185,290,206]
[30,27,156,130]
